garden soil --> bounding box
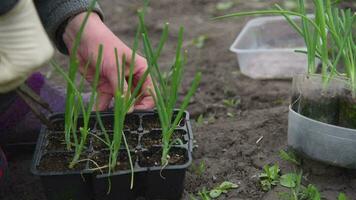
[1,0,355,199]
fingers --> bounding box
[94,80,114,111]
[134,95,155,110]
[95,91,112,111]
[132,55,156,110]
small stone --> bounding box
[212,175,217,181]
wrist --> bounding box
[63,12,102,52]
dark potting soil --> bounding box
[141,130,187,148]
[45,133,67,151]
[91,131,139,150]
[37,152,87,172]
[339,90,356,129]
[90,150,136,172]
[138,147,188,167]
[45,133,90,152]
[142,113,186,130]
[48,120,65,131]
[48,118,96,132]
[102,114,140,130]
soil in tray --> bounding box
[37,152,87,172]
[142,113,186,130]
[293,92,340,125]
[141,130,187,148]
[90,150,136,172]
[45,133,67,151]
[92,131,139,150]
[102,114,140,130]
[48,120,65,131]
[138,147,188,167]
[339,90,356,129]
[48,118,96,132]
[46,132,90,151]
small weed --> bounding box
[279,171,321,200]
[196,114,204,126]
[273,98,286,106]
[265,150,346,200]
[338,193,347,200]
[280,173,298,188]
[207,114,216,124]
[259,164,280,191]
[195,114,216,126]
[191,181,238,200]
[190,187,211,200]
[209,181,238,198]
[227,112,234,118]
[302,184,321,200]
[191,160,206,176]
[222,99,240,107]
[192,35,208,49]
[279,149,301,166]
[216,1,234,11]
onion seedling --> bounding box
[51,0,104,168]
[93,22,151,189]
[138,10,202,166]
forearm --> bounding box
[34,0,104,54]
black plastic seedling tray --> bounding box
[31,110,193,200]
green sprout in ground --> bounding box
[138,9,201,167]
[190,181,238,200]
[259,164,281,191]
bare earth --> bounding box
[1,1,355,199]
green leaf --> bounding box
[279,149,301,165]
[304,184,321,200]
[222,99,240,107]
[260,179,272,191]
[271,180,279,186]
[338,192,347,200]
[266,164,280,180]
[280,173,298,188]
[227,112,234,117]
[218,181,239,190]
[216,1,234,10]
[196,114,204,126]
[198,188,211,200]
[209,189,222,198]
[192,35,207,48]
[259,172,268,178]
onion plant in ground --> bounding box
[138,9,201,166]
[216,0,355,92]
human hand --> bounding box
[63,12,154,111]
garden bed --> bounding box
[0,0,355,200]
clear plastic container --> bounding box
[230,16,308,79]
[291,74,346,124]
[288,74,356,168]
[288,105,356,169]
